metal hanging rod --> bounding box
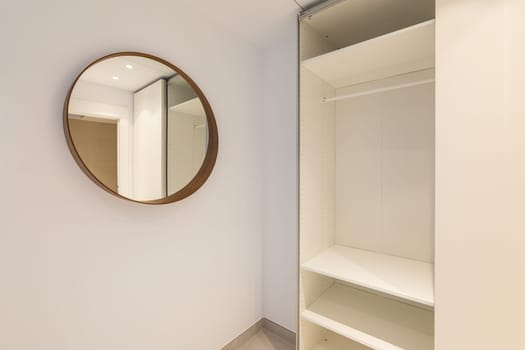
[322,78,435,103]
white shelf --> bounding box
[169,97,205,116]
[313,331,371,350]
[302,245,434,307]
[302,20,435,88]
[302,284,434,350]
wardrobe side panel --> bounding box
[300,23,338,61]
[300,320,326,350]
[299,66,336,349]
[300,67,336,263]
[335,81,435,263]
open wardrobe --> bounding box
[299,2,435,349]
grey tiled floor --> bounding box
[237,329,295,350]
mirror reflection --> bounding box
[67,55,209,202]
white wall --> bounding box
[0,0,264,349]
[436,0,525,348]
[262,16,299,332]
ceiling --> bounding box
[80,56,175,92]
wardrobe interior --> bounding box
[299,1,436,349]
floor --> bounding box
[237,329,295,350]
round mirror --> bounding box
[63,52,218,204]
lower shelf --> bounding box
[301,244,434,307]
[313,331,371,350]
[302,283,434,350]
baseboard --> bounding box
[220,318,296,350]
[261,318,296,345]
[220,319,264,350]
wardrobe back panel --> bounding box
[335,82,435,263]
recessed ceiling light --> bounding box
[125,64,133,69]
[112,76,119,80]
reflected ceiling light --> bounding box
[112,76,119,80]
[125,64,133,69]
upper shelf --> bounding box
[302,20,435,88]
[302,245,434,307]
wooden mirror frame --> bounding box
[63,52,218,205]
